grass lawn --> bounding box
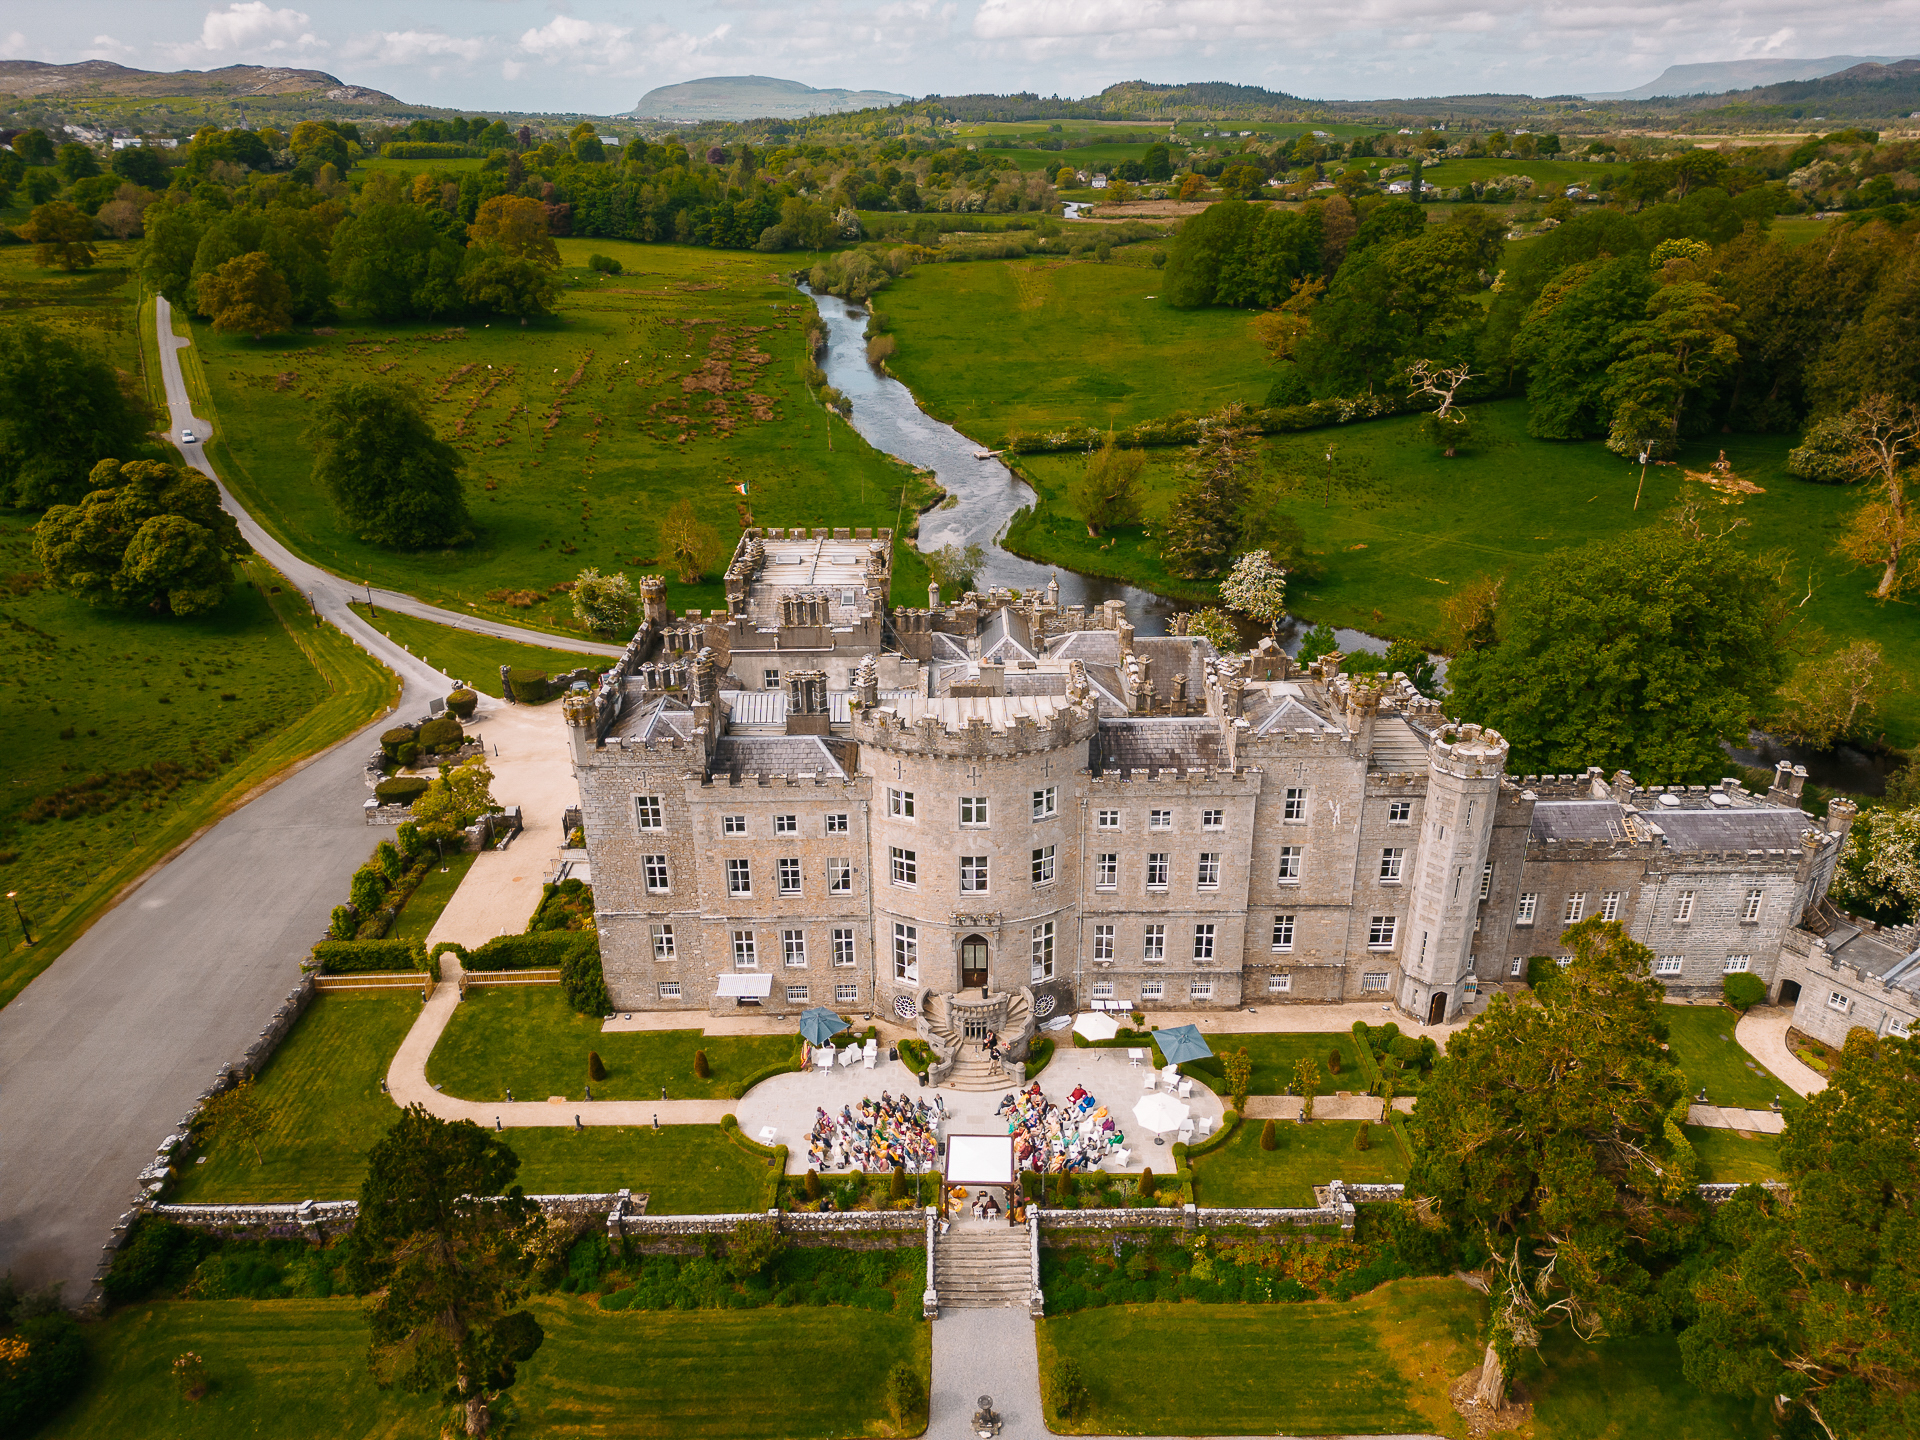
[46,1296,928,1439]
[1003,397,1917,745]
[183,239,939,634]
[168,989,775,1210]
[386,846,479,940]
[0,554,396,1007]
[427,984,799,1100]
[1523,1328,1774,1440]
[1190,1115,1406,1207]
[1038,1275,1485,1435]
[1662,1005,1805,1114]
[347,601,612,696]
[1197,1032,1365,1095]
[1682,1125,1786,1185]
[879,253,1271,440]
[170,991,423,1203]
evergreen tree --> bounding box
[1162,406,1258,579]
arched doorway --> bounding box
[1427,991,1448,1025]
[960,935,989,991]
[1778,979,1802,1006]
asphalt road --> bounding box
[0,299,609,1303]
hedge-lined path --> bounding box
[1147,1001,1472,1050]
[1734,1006,1828,1099]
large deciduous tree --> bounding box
[1163,405,1259,579]
[330,200,465,321]
[1445,528,1789,783]
[1680,1031,1920,1440]
[657,498,723,584]
[1069,437,1144,536]
[18,201,96,271]
[458,250,557,320]
[1604,280,1740,455]
[1828,395,1919,601]
[346,1105,543,1437]
[0,324,155,509]
[466,195,561,269]
[411,756,498,847]
[1217,549,1288,634]
[569,568,637,636]
[305,381,471,549]
[1512,255,1655,439]
[1411,917,1697,1408]
[194,251,294,339]
[34,459,251,615]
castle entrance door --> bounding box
[960,936,989,991]
[1427,991,1448,1025]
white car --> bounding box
[180,429,197,443]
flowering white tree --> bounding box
[1219,549,1289,635]
[571,568,637,636]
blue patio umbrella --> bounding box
[1151,1025,1214,1064]
[799,1007,850,1045]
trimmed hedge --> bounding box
[374,776,431,804]
[379,725,416,762]
[507,667,550,703]
[440,930,597,973]
[1024,1035,1056,1080]
[896,1038,931,1075]
[446,687,478,720]
[380,141,472,159]
[416,715,465,753]
[311,938,428,973]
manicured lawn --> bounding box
[509,1125,775,1212]
[1662,1005,1805,1114]
[1524,1328,1773,1440]
[1038,1275,1484,1435]
[47,1297,929,1439]
[1196,1032,1366,1095]
[427,984,800,1100]
[170,991,423,1203]
[349,600,612,696]
[186,239,937,632]
[880,253,1271,440]
[1001,397,1916,745]
[0,553,395,1007]
[386,846,479,940]
[1683,1125,1786,1185]
[1190,1115,1406,1207]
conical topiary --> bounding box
[588,1050,608,1081]
[1260,1118,1277,1151]
[693,1049,710,1079]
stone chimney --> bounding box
[1345,678,1378,760]
[1116,618,1134,657]
[1768,761,1808,808]
[691,647,717,705]
[928,579,940,610]
[1609,769,1636,805]
[640,574,668,626]
[1827,796,1859,844]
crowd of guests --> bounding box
[806,1092,943,1173]
[999,1081,1123,1174]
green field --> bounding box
[183,239,939,636]
[1682,1124,1786,1184]
[1190,1116,1406,1207]
[170,987,773,1209]
[1662,1005,1806,1113]
[879,254,1270,437]
[0,552,397,1005]
[1038,1276,1482,1434]
[1002,398,1916,745]
[1040,1277,1767,1438]
[45,1297,928,1439]
[428,985,799,1100]
[347,600,611,695]
[1193,1032,1366,1095]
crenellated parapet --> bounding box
[852,696,1098,758]
[1428,722,1509,779]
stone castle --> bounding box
[560,527,1917,1055]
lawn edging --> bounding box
[720,1114,790,1210]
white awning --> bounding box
[944,1134,1016,1188]
[716,973,773,997]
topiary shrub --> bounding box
[379,725,416,761]
[889,1166,907,1200]
[1354,1121,1371,1151]
[588,1050,608,1081]
[396,821,424,860]
[560,939,611,1014]
[445,687,478,719]
[328,904,356,940]
[374,776,431,805]
[349,865,387,916]
[804,1169,822,1200]
[396,742,419,767]
[507,667,550,704]
[415,715,465,753]
[1138,1168,1156,1198]
[1328,1048,1342,1074]
[694,1049,711,1079]
[374,839,403,882]
[1260,1118,1277,1151]
[1723,972,1767,1011]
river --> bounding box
[805,284,1405,658]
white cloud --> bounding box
[80,33,139,60]
[517,15,635,66]
[0,31,27,59]
[344,30,490,68]
[161,3,327,62]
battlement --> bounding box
[852,695,1099,758]
[1427,722,1509,779]
[1085,766,1253,789]
[697,771,862,790]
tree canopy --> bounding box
[0,325,156,510]
[34,459,252,615]
[304,381,471,549]
[194,251,294,339]
[1446,527,1790,783]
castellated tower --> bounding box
[1400,723,1509,1024]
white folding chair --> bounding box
[1114,1147,1131,1168]
[1176,1121,1195,1144]
[1194,1116,1213,1139]
[863,1038,878,1067]
[1178,1077,1194,1100]
[1142,1068,1158,1091]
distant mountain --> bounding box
[632,75,910,121]
[0,59,397,105]
[1586,54,1919,101]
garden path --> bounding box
[1149,1001,1473,1052]
[1734,1006,1827,1098]
[1686,1104,1787,1134]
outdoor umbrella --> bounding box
[1132,1091,1191,1141]
[799,1007,850,1045]
[1151,1025,1214,1064]
[1072,1011,1121,1043]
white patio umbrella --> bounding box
[1073,1011,1121,1043]
[1132,1091,1190,1141]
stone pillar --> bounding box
[500,662,515,702]
[640,575,668,626]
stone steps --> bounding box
[941,1054,1018,1093]
[935,1231,1031,1309]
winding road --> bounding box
[0,299,612,1304]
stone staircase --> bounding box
[918,987,1037,1091]
[942,1048,1018,1093]
[935,1226,1032,1309]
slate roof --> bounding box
[605,694,695,743]
[1650,807,1816,852]
[1092,719,1227,775]
[711,735,848,780]
[1530,800,1632,843]
[978,608,1038,664]
[1049,630,1121,664]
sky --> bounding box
[5,1,1919,115]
